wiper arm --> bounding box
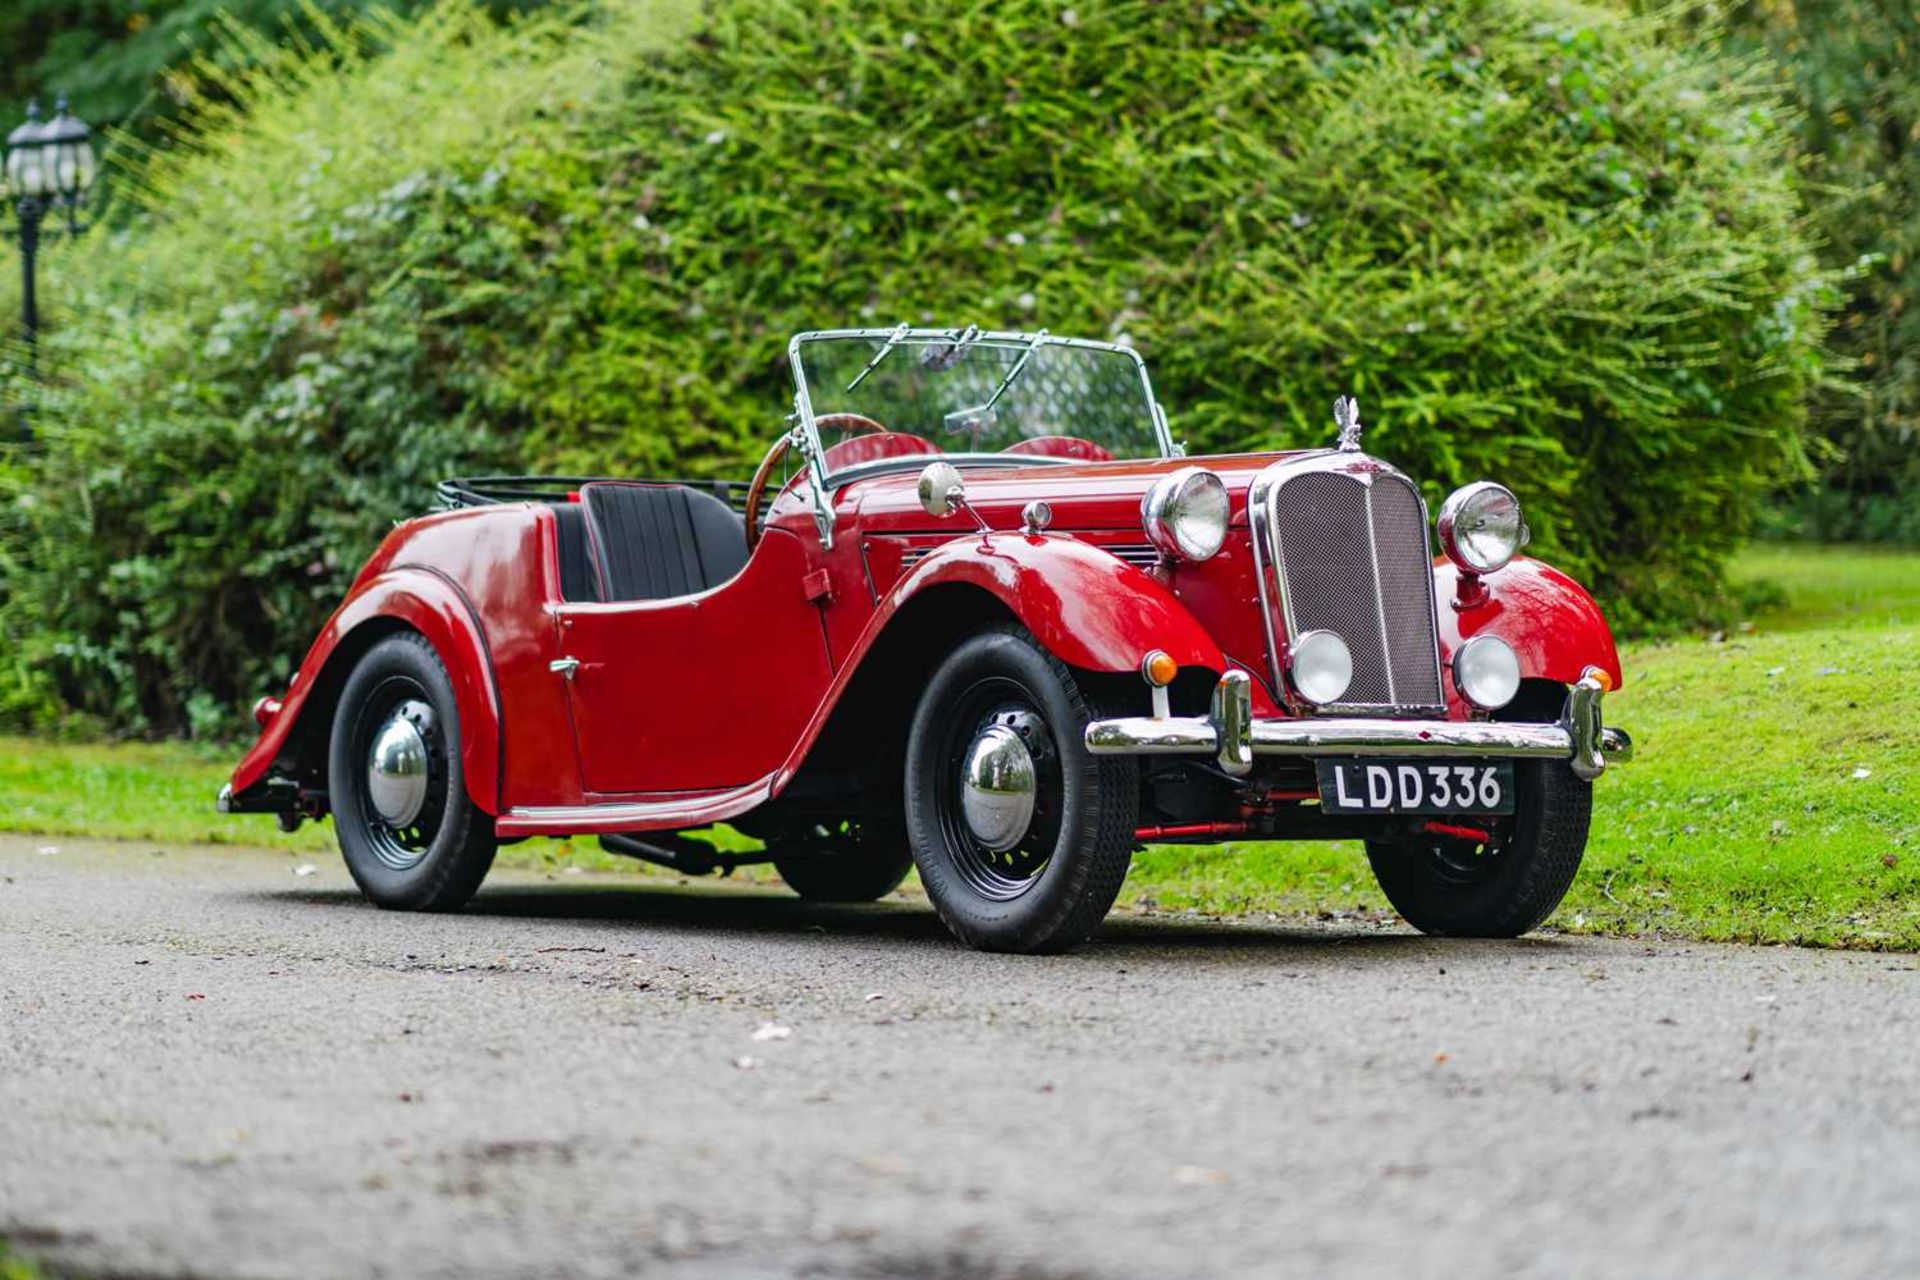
[844,322,912,392]
[976,329,1049,415]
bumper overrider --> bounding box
[1084,670,1633,782]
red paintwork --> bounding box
[559,527,831,794]
[231,505,575,815]
[1136,822,1250,840]
[1435,557,1623,697]
[1424,821,1493,842]
[228,446,1621,837]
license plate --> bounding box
[1315,759,1516,816]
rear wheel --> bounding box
[904,626,1137,953]
[329,632,497,911]
[1363,757,1590,937]
[771,816,914,903]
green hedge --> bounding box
[1722,0,1920,543]
[0,0,1831,736]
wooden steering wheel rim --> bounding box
[742,413,891,549]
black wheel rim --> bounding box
[348,675,449,872]
[933,676,1063,902]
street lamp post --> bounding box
[4,97,97,432]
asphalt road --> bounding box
[3,834,1916,1280]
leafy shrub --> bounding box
[0,0,1831,735]
[0,0,546,132]
[1720,1,1920,543]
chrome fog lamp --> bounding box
[1288,629,1353,706]
[1141,466,1229,561]
[1454,634,1521,710]
[1438,481,1528,575]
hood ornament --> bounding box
[1333,395,1363,452]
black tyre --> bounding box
[904,626,1138,954]
[1364,757,1591,937]
[328,632,498,911]
[771,816,915,903]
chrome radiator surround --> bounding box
[1248,454,1447,715]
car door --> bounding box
[555,527,833,795]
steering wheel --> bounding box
[744,412,890,550]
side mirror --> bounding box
[917,461,967,518]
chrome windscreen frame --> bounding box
[1246,453,1449,718]
[786,327,1176,547]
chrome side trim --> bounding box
[498,776,778,837]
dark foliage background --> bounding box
[0,0,1832,735]
[1721,0,1920,543]
[0,0,542,132]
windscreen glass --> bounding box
[795,333,1163,471]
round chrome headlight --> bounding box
[1453,634,1521,711]
[1438,481,1528,575]
[1141,466,1229,562]
[1289,629,1353,706]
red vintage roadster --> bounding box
[222,326,1631,952]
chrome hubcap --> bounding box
[366,701,431,828]
[959,724,1037,852]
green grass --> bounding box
[0,734,647,875]
[4,545,1916,948]
[0,1243,47,1280]
[0,736,334,852]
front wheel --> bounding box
[904,626,1138,954]
[1364,758,1591,937]
[329,632,498,911]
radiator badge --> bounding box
[1333,395,1363,452]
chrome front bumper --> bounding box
[1084,670,1634,781]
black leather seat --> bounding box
[551,501,602,603]
[579,482,749,602]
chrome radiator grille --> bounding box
[1262,464,1444,711]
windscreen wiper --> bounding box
[844,322,913,392]
[942,330,1051,445]
[976,329,1050,415]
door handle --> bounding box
[549,657,582,681]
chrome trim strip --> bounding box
[1402,475,1449,708]
[1104,542,1161,569]
[1244,461,1295,705]
[1359,480,1399,705]
[498,777,778,836]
